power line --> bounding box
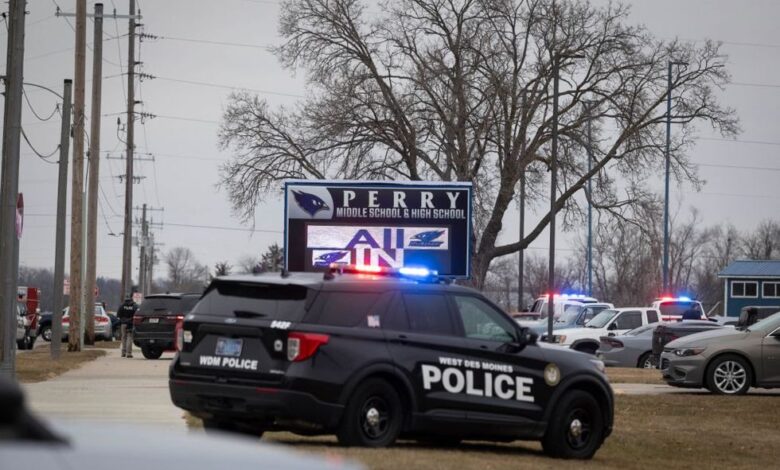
[20,128,59,162]
[154,76,305,98]
[697,137,780,147]
[165,222,283,234]
[22,89,59,121]
[157,34,273,50]
[697,162,780,173]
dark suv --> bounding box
[169,267,613,459]
[134,293,201,359]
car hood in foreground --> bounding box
[666,328,748,349]
[0,420,361,470]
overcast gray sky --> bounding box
[4,0,780,283]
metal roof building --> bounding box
[718,260,780,316]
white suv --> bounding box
[541,307,661,354]
[649,297,706,322]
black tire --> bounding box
[337,379,403,447]
[41,325,52,342]
[203,419,265,438]
[542,390,605,459]
[141,345,164,360]
[706,354,752,395]
[27,334,36,350]
[637,352,654,369]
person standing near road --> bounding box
[118,297,138,358]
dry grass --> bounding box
[605,367,664,384]
[16,345,106,383]
[93,340,121,349]
[186,394,779,469]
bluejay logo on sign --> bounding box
[409,230,445,248]
[314,251,349,266]
[292,190,330,217]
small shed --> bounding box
[718,260,780,317]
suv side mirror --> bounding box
[607,322,618,331]
[508,326,537,353]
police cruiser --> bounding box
[169,265,613,459]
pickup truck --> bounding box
[542,307,660,354]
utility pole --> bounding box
[120,0,137,303]
[67,0,87,352]
[585,102,594,297]
[84,3,104,345]
[138,204,147,296]
[52,79,73,360]
[517,91,527,313]
[0,0,27,378]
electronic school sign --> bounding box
[284,180,473,278]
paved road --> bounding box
[23,346,186,429]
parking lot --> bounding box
[21,347,780,469]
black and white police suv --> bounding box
[169,266,613,459]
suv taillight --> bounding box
[604,338,624,348]
[287,332,329,362]
[165,315,185,323]
[132,316,142,325]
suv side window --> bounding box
[314,292,384,328]
[646,309,659,324]
[452,295,514,342]
[614,311,642,330]
[401,293,455,336]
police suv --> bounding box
[169,266,613,459]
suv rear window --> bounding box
[192,281,313,321]
[659,302,701,317]
[139,298,184,315]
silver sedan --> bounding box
[596,323,659,368]
[661,312,780,394]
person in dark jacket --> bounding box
[681,308,701,321]
[117,297,138,358]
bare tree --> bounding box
[165,247,209,292]
[236,255,261,274]
[741,220,780,260]
[214,261,232,277]
[257,243,285,273]
[219,0,738,286]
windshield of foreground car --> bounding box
[587,309,618,328]
[746,311,780,332]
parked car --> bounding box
[661,312,780,394]
[523,294,600,323]
[106,312,121,339]
[39,305,113,342]
[134,293,201,359]
[651,320,724,365]
[15,305,26,347]
[530,303,614,336]
[510,311,541,322]
[596,323,660,368]
[16,302,38,350]
[542,308,660,354]
[650,297,706,322]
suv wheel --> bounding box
[542,390,604,459]
[337,379,403,447]
[141,345,164,360]
[707,355,751,395]
[203,419,265,438]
